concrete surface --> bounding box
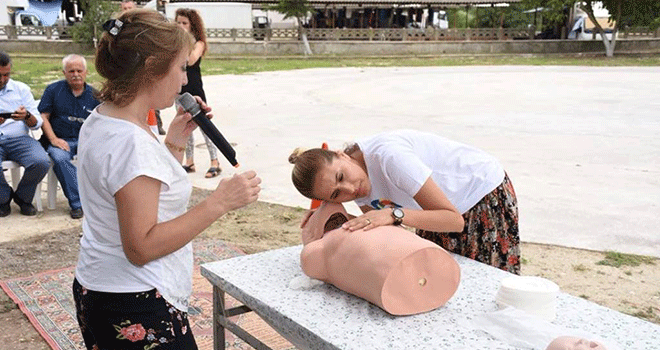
[2,66,658,258]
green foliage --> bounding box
[610,0,660,27]
[651,17,660,31]
[473,3,540,29]
[579,0,660,28]
[267,0,313,23]
[447,8,475,29]
[596,251,656,268]
[573,264,589,272]
[520,0,574,27]
[70,0,117,46]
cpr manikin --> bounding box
[546,336,608,350]
[300,202,461,316]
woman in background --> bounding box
[175,7,222,178]
[73,9,261,349]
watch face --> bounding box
[393,208,404,219]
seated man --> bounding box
[300,202,461,316]
[38,54,99,219]
[120,0,137,12]
[0,51,51,217]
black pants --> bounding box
[73,278,198,350]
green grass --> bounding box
[200,55,660,76]
[629,306,657,322]
[573,264,589,272]
[9,53,660,99]
[596,251,657,268]
[10,57,74,100]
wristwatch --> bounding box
[391,207,404,226]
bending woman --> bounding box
[73,10,261,349]
[289,129,520,274]
[175,8,221,178]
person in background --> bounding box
[120,0,137,12]
[175,8,222,178]
[38,54,99,219]
[289,129,520,274]
[73,10,261,349]
[0,51,51,217]
[119,0,167,135]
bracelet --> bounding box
[165,141,185,152]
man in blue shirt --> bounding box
[0,51,51,217]
[38,54,100,219]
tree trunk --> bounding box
[584,0,620,57]
[601,28,617,57]
[297,17,313,56]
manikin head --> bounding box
[546,336,607,350]
[301,202,350,245]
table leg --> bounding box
[211,285,274,350]
[213,286,226,350]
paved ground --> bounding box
[3,66,658,258]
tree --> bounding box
[519,0,574,38]
[581,0,660,57]
[609,0,660,28]
[577,1,620,57]
[268,0,314,55]
[70,0,116,47]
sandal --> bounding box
[205,167,221,178]
[183,164,195,173]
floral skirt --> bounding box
[417,174,521,274]
[73,278,198,350]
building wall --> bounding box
[207,38,660,56]
[1,38,659,56]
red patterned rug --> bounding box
[0,239,294,350]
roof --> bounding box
[169,0,520,5]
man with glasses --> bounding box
[38,54,99,219]
[0,51,51,217]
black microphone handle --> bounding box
[191,112,238,167]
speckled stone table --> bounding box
[200,245,659,350]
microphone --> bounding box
[175,92,239,168]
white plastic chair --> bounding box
[1,160,44,212]
[46,156,77,210]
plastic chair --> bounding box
[46,156,77,210]
[1,160,44,212]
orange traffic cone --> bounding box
[147,109,159,135]
[310,142,329,209]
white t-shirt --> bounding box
[75,108,193,312]
[354,130,505,214]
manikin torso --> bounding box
[300,202,460,316]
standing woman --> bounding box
[289,129,520,274]
[175,8,221,178]
[73,9,261,349]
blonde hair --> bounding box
[95,9,194,106]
